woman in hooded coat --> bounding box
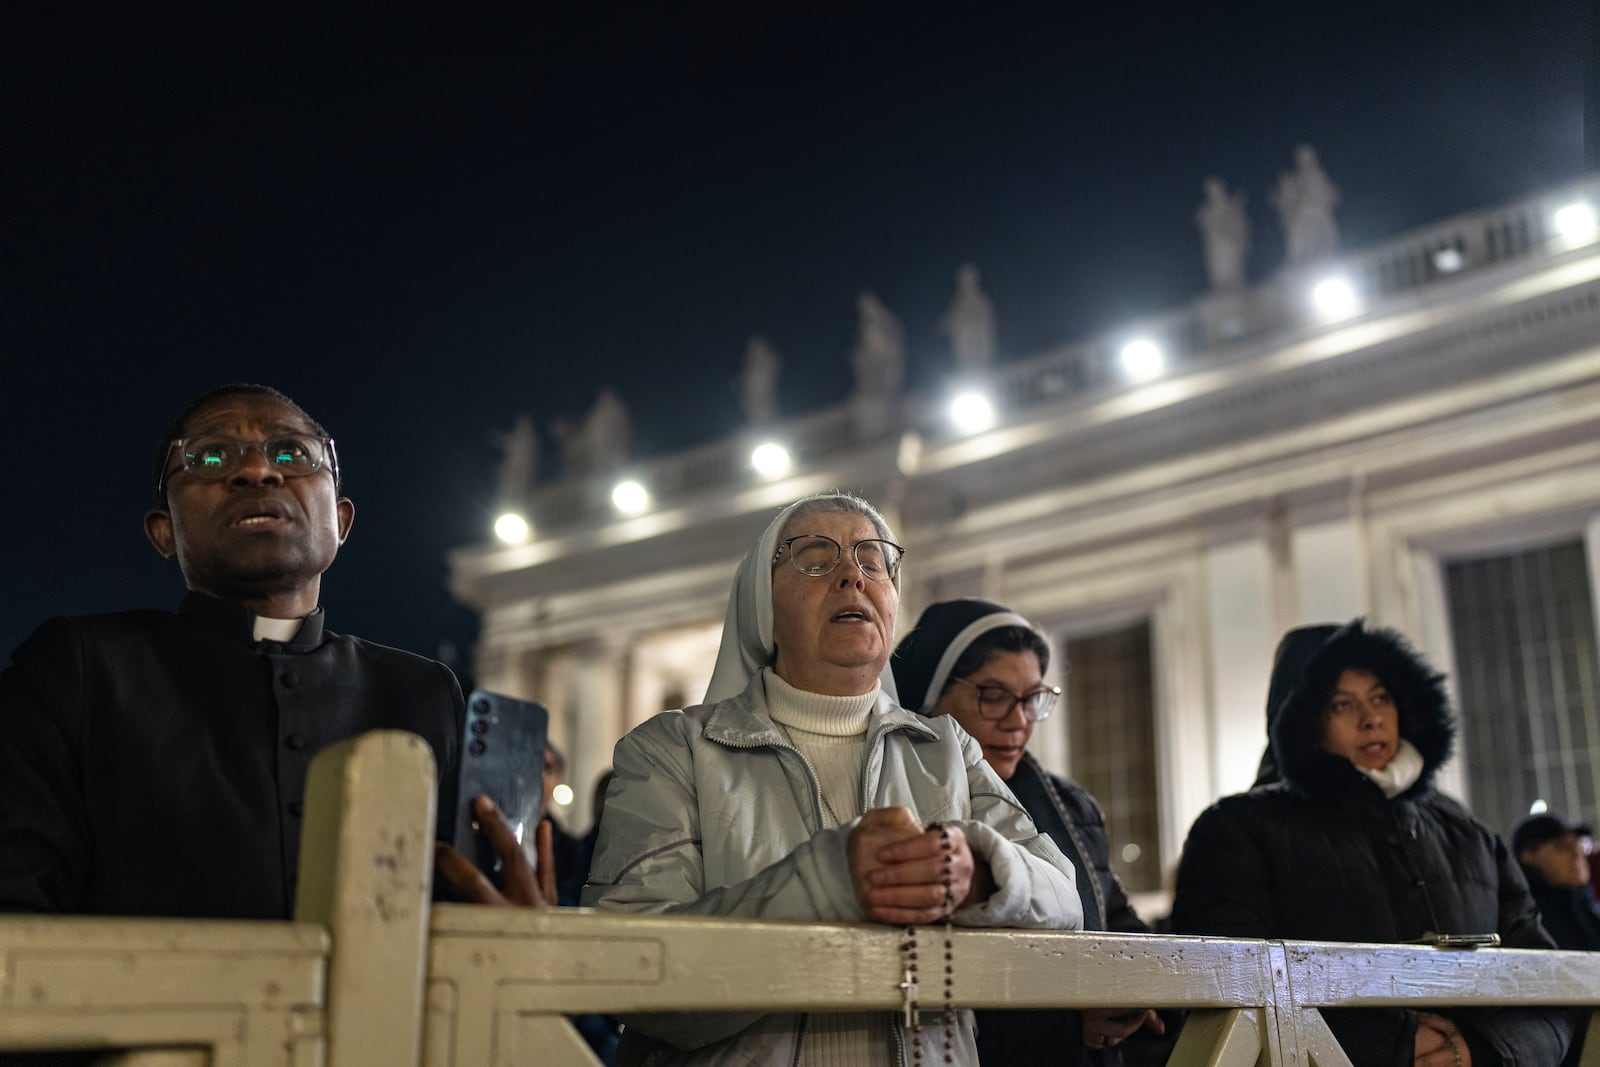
[1170,620,1573,1066]
[583,492,1082,1066]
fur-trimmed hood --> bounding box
[1268,620,1456,799]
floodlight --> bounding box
[611,480,649,515]
[1311,276,1359,319]
[493,512,530,544]
[750,442,792,479]
[1118,339,1164,381]
[948,391,996,434]
[1554,201,1598,244]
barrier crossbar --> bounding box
[1,731,1596,1066]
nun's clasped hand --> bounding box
[848,806,992,924]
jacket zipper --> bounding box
[716,718,926,1067]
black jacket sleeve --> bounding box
[0,618,91,912]
[1170,799,1278,938]
[1175,801,1423,1065]
[1446,833,1573,1065]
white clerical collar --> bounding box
[252,615,305,642]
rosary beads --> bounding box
[899,823,957,1064]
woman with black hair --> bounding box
[893,598,1163,1064]
[1171,620,1573,1066]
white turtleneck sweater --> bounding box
[761,667,891,1067]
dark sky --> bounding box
[2,2,1592,668]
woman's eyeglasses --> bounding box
[772,533,905,583]
[950,675,1060,722]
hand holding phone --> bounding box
[436,797,557,907]
[436,691,551,903]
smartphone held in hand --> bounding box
[452,690,550,887]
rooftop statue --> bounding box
[741,335,782,424]
[494,412,539,505]
[1273,144,1341,265]
[555,388,632,476]
[852,291,905,399]
[942,263,998,371]
[1196,178,1250,292]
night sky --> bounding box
[3,3,1592,670]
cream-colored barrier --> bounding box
[0,917,327,1066]
[2,730,1596,1067]
[419,908,1600,1067]
[0,729,436,1067]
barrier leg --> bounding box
[1578,1009,1600,1067]
[506,1016,603,1067]
[1296,1009,1354,1067]
[296,730,438,1067]
[1166,1007,1265,1067]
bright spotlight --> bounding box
[1311,276,1359,319]
[948,391,996,434]
[1118,339,1164,381]
[750,442,791,479]
[493,512,530,544]
[552,783,574,807]
[1530,798,1549,815]
[611,480,649,515]
[1432,247,1464,273]
[1554,201,1598,244]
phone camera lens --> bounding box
[468,739,487,757]
[471,697,491,716]
[470,719,490,736]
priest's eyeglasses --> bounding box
[950,675,1061,722]
[772,533,906,583]
[157,433,339,496]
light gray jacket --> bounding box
[582,678,1083,1066]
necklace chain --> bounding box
[899,824,957,1064]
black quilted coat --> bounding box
[1170,621,1573,1065]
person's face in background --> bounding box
[1319,668,1399,771]
[930,649,1042,782]
[1521,832,1593,888]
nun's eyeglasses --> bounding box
[772,534,905,582]
[950,676,1061,722]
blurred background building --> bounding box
[450,170,1600,914]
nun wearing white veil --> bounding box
[584,491,1081,1067]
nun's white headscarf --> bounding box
[703,493,901,704]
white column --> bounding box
[1292,518,1367,625]
[1203,538,1277,798]
[1587,515,1600,658]
[569,638,628,833]
[471,643,522,698]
